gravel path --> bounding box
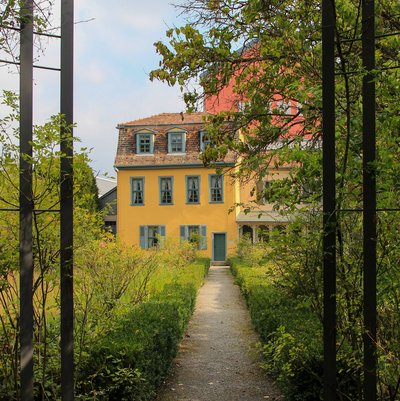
[156,265,283,401]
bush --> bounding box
[229,257,360,401]
[76,259,209,400]
[236,235,268,266]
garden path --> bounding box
[156,265,283,401]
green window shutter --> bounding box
[200,130,210,151]
[200,225,207,250]
[182,133,186,152]
[158,177,162,204]
[150,134,154,153]
[167,132,172,153]
[219,175,224,202]
[159,225,166,238]
[199,131,204,151]
[158,225,166,247]
[208,175,212,202]
[136,134,140,153]
[140,225,147,249]
[180,225,186,243]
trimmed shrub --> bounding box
[76,259,209,400]
[229,257,360,401]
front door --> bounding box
[213,233,226,261]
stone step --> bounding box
[211,260,227,266]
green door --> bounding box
[213,233,226,261]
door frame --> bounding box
[212,232,227,261]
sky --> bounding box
[0,0,188,176]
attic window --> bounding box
[168,131,186,153]
[200,130,211,151]
[136,132,154,154]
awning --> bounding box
[236,210,291,223]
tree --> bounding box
[0,91,102,399]
[0,1,55,64]
[151,1,400,399]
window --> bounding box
[140,225,166,249]
[159,177,173,205]
[180,225,207,250]
[186,176,200,203]
[130,177,144,205]
[200,130,211,151]
[188,225,200,241]
[168,131,185,153]
[258,180,273,204]
[136,132,154,154]
[209,174,224,203]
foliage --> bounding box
[236,234,267,266]
[75,258,210,401]
[229,257,362,401]
[152,1,399,399]
[0,91,103,400]
[74,237,158,369]
[0,0,55,64]
[0,89,209,400]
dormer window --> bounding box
[200,130,211,151]
[136,131,154,154]
[167,130,186,153]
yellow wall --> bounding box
[117,167,238,258]
[239,167,291,211]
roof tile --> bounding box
[119,112,212,127]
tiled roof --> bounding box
[119,112,212,127]
[115,111,236,168]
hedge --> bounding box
[76,258,209,401]
[229,257,360,401]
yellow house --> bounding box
[114,112,291,260]
[115,112,239,261]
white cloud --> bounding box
[0,0,189,175]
